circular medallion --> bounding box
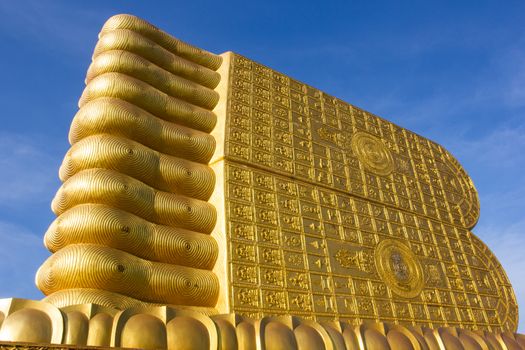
[351,132,394,176]
[374,239,424,298]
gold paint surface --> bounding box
[223,54,480,230]
[34,14,518,333]
[209,52,518,331]
[36,14,222,309]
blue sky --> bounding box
[0,0,524,331]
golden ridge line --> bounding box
[87,50,219,109]
[44,204,218,269]
[70,98,216,164]
[79,73,217,133]
[99,14,222,71]
[60,134,215,201]
[36,244,219,306]
[52,168,217,234]
[93,29,221,88]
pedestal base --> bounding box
[0,298,523,350]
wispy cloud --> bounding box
[450,123,525,331]
[451,125,525,170]
[0,220,48,299]
[475,219,525,331]
[272,25,525,146]
[504,49,525,108]
[0,132,58,301]
[0,0,104,56]
[349,37,525,330]
[0,133,60,207]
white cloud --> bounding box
[475,220,525,332]
[0,133,60,206]
[0,0,102,56]
[0,132,57,300]
[449,124,525,171]
[0,220,49,299]
[478,184,525,223]
[455,124,525,332]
